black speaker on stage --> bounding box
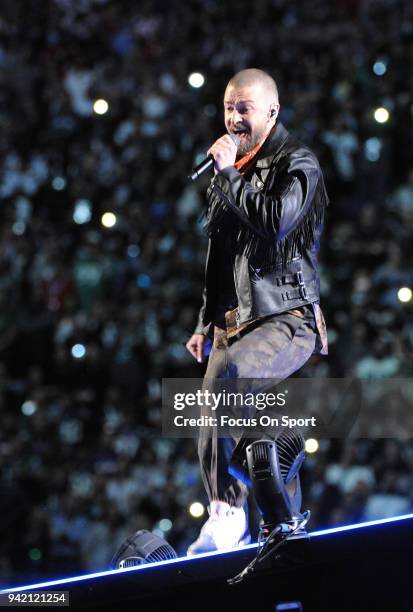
[111,529,177,569]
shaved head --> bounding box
[226,68,279,105]
[223,68,280,155]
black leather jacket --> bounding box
[194,121,329,335]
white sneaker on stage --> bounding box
[187,501,251,556]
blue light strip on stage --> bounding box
[310,512,413,537]
[2,512,413,593]
[0,546,256,593]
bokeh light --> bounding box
[189,502,205,518]
[29,548,42,562]
[305,438,319,454]
[188,72,205,88]
[374,107,390,123]
[364,138,382,162]
[71,344,86,359]
[21,400,37,416]
[159,518,173,532]
[398,287,412,303]
[12,221,26,235]
[136,273,152,288]
[101,212,117,228]
[52,177,66,191]
[373,61,387,76]
[93,99,109,115]
[73,199,92,224]
[127,244,140,258]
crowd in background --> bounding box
[1,0,413,585]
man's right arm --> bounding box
[186,286,211,363]
[209,147,323,241]
[193,286,208,335]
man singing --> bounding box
[185,68,328,555]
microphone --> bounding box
[188,134,240,181]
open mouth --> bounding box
[232,128,250,143]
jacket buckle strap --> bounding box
[276,274,296,286]
[282,289,301,301]
[296,270,308,300]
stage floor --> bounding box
[2,513,413,611]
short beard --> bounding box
[237,135,254,156]
[237,127,267,156]
[237,143,250,157]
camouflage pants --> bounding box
[198,309,318,507]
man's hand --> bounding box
[207,135,238,173]
[186,333,206,363]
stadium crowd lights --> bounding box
[305,438,319,454]
[21,400,37,416]
[188,72,205,88]
[158,519,173,532]
[101,212,117,228]
[71,344,86,359]
[374,107,390,123]
[12,221,25,235]
[29,548,42,562]
[373,60,387,76]
[52,176,66,191]
[93,98,109,115]
[127,244,140,258]
[73,199,92,224]
[364,137,382,162]
[189,502,205,518]
[398,287,412,303]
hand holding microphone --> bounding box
[189,133,240,181]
